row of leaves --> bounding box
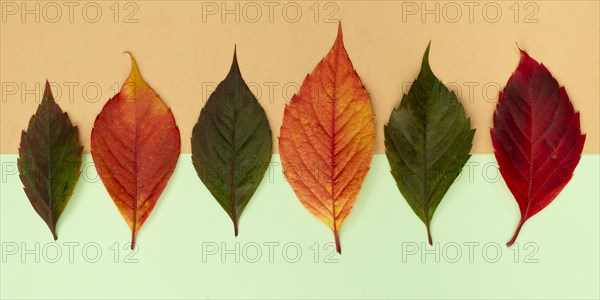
[18,24,585,253]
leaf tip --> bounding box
[517,47,529,60]
[422,42,432,70]
[416,42,435,82]
[334,21,344,48]
[123,51,147,93]
[517,47,537,66]
[123,50,138,71]
[514,42,530,59]
[42,80,54,103]
[229,45,241,77]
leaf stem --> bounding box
[334,230,341,254]
[426,222,433,246]
[131,230,136,250]
[234,221,239,237]
[506,217,525,247]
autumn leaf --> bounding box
[91,53,180,249]
[384,43,475,245]
[191,48,272,236]
[18,81,83,240]
[491,49,585,246]
[279,23,375,254]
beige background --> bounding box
[1,0,599,154]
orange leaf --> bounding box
[279,24,375,254]
[91,53,180,249]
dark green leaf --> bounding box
[384,44,475,244]
[18,81,83,240]
[191,49,272,236]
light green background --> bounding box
[1,154,599,299]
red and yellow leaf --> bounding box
[491,49,585,246]
[279,24,375,254]
[91,53,180,249]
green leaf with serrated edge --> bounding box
[384,43,475,244]
[18,81,83,240]
[191,48,272,236]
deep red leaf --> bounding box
[491,49,585,246]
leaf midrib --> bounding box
[45,99,53,223]
[524,81,563,218]
[526,92,534,220]
[330,50,340,236]
[422,89,430,226]
[133,86,139,239]
[230,89,238,229]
